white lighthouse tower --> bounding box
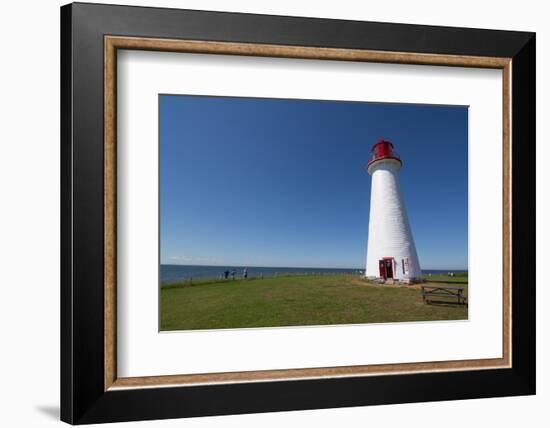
[365,139,421,282]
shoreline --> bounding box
[160,265,468,285]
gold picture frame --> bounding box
[103,36,512,391]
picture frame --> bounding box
[60,2,535,424]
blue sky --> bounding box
[160,95,468,270]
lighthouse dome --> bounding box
[367,139,402,174]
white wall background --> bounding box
[0,0,546,427]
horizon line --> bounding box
[161,263,468,271]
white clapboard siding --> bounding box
[365,157,422,280]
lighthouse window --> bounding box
[402,259,405,274]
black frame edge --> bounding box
[60,3,74,425]
[71,1,533,57]
[510,33,536,393]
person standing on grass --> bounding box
[230,269,236,280]
[243,268,248,279]
[224,269,229,279]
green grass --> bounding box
[421,272,468,284]
[160,274,468,331]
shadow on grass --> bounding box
[425,300,468,308]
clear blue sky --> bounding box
[160,95,468,270]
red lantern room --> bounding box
[367,139,402,169]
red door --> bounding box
[384,258,394,279]
[378,260,386,279]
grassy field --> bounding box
[421,272,468,284]
[160,274,468,331]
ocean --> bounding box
[160,264,465,283]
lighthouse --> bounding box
[365,139,421,282]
